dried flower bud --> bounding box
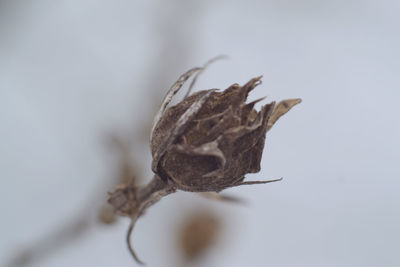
[151,76,282,192]
[108,64,301,265]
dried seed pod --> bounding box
[151,76,284,192]
[108,64,301,264]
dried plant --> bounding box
[108,63,301,264]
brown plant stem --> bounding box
[109,175,176,265]
[137,175,177,216]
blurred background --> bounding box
[1,0,399,266]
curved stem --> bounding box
[126,216,145,265]
[124,175,176,264]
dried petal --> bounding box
[267,98,302,131]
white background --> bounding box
[1,1,399,266]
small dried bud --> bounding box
[108,184,139,216]
[108,63,301,264]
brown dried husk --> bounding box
[151,77,277,192]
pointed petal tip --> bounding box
[248,96,267,105]
[290,98,302,104]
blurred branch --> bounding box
[3,1,214,266]
[4,134,142,267]
[5,212,91,267]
